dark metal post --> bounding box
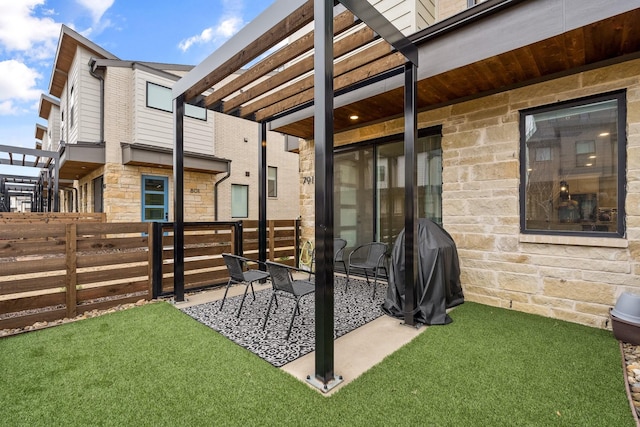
[258,122,268,267]
[53,154,60,212]
[310,0,339,391]
[403,62,418,326]
[152,222,163,298]
[236,221,244,256]
[173,95,185,302]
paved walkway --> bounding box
[173,273,428,396]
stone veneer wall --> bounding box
[298,58,640,329]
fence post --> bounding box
[268,220,275,261]
[146,222,154,299]
[151,222,163,298]
[65,223,77,318]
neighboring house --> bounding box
[173,0,640,329]
[35,25,300,222]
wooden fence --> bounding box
[0,222,152,330]
[153,220,299,296]
[0,218,300,329]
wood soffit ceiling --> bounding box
[182,3,640,141]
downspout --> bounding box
[88,58,105,143]
[214,162,231,221]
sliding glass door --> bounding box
[334,130,442,252]
[334,148,374,255]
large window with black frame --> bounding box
[520,91,626,236]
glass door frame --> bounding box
[141,175,169,222]
[333,126,442,251]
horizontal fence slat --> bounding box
[0,275,66,296]
[0,257,66,276]
[162,245,229,260]
[76,236,149,252]
[77,280,149,302]
[0,224,66,239]
[0,213,105,223]
[0,240,66,258]
[162,269,228,289]
[0,292,65,314]
[76,222,150,235]
[78,265,149,285]
[0,308,68,330]
[77,251,148,269]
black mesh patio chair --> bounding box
[263,261,315,340]
[308,238,348,279]
[345,242,388,299]
[220,253,270,318]
[334,238,347,274]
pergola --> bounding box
[172,0,421,390]
[0,144,61,212]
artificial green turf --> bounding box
[0,302,633,426]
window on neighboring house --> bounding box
[467,0,488,6]
[231,184,249,218]
[69,85,75,129]
[146,82,207,120]
[268,166,277,197]
[520,91,626,236]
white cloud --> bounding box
[0,100,15,115]
[0,0,60,59]
[179,28,214,52]
[75,0,114,23]
[178,10,244,52]
[0,60,42,115]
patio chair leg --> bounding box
[286,298,301,340]
[219,278,233,311]
[236,283,252,318]
[262,293,276,330]
[345,266,350,293]
[250,282,256,300]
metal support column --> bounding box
[52,154,60,212]
[308,0,341,393]
[173,94,185,302]
[258,122,268,267]
[403,62,418,326]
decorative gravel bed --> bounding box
[622,342,640,423]
[0,298,155,337]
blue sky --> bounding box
[0,0,275,175]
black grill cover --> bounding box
[382,219,464,325]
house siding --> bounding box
[298,57,640,329]
[132,69,214,155]
[76,48,101,142]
